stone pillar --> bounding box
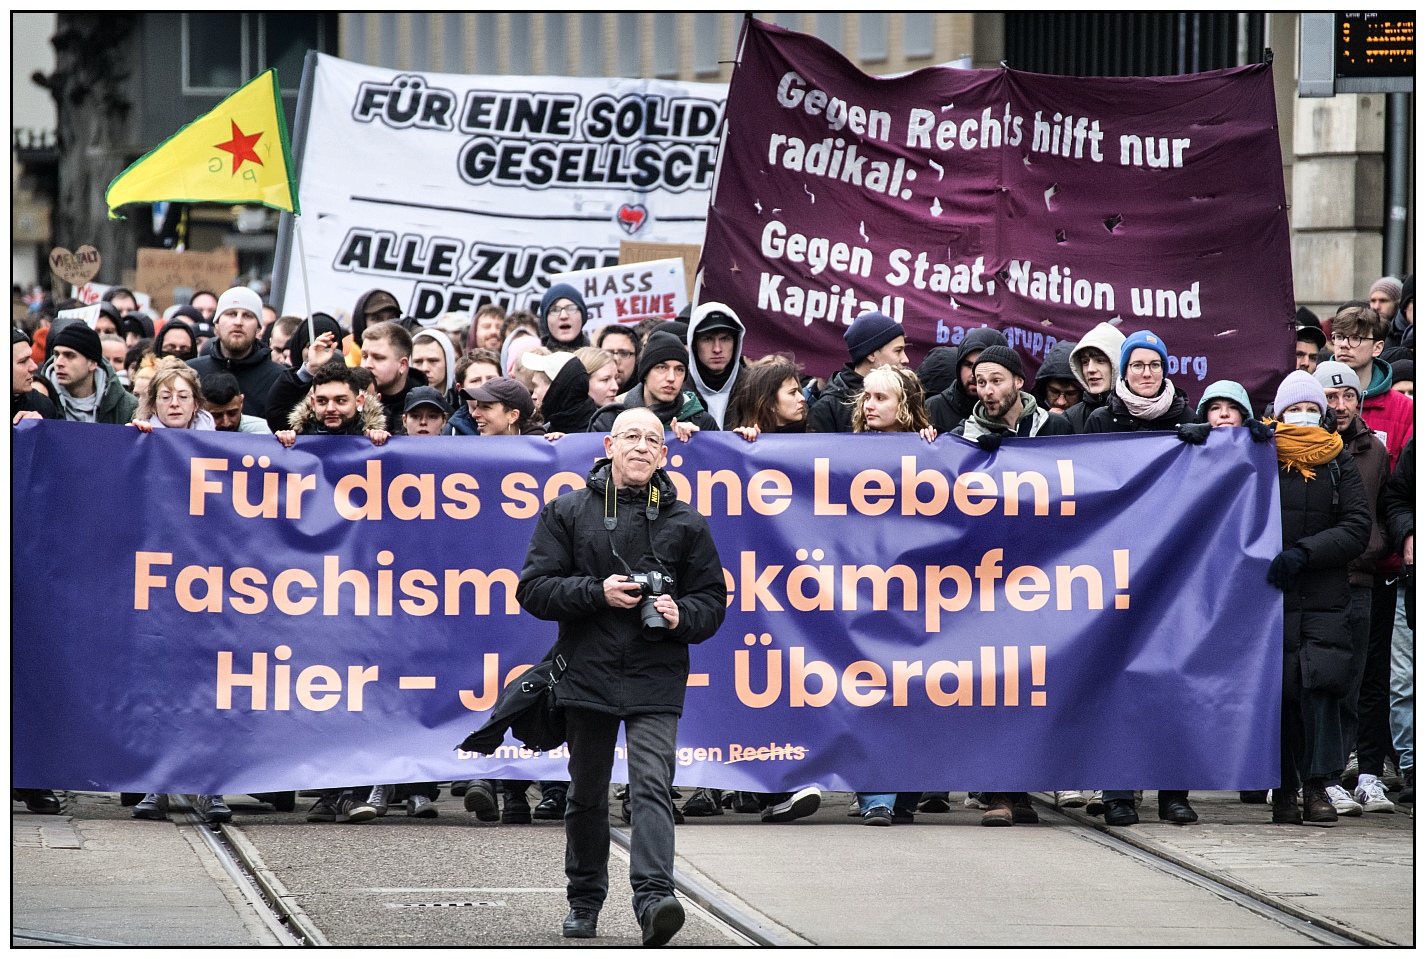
[1291,93,1386,319]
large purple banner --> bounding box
[699,20,1295,408]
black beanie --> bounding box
[638,331,689,384]
[51,322,104,364]
[973,344,1024,379]
[916,346,959,396]
[286,313,345,364]
[13,327,31,347]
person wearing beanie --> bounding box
[187,286,283,421]
[118,312,154,348]
[924,326,1009,435]
[1368,276,1403,321]
[538,283,590,352]
[1030,340,1083,414]
[1263,368,1372,825]
[12,328,60,422]
[1196,379,1254,428]
[686,302,746,429]
[809,311,908,433]
[39,321,139,424]
[953,345,1071,447]
[1065,321,1127,433]
[915,346,959,397]
[651,319,689,343]
[1386,274,1414,354]
[589,331,718,434]
[1390,359,1413,398]
[1310,360,1392,816]
[1083,329,1194,436]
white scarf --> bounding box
[1115,376,1176,421]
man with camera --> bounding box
[516,408,727,946]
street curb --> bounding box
[218,823,330,947]
[1033,793,1398,948]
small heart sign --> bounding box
[616,204,648,235]
[49,245,103,286]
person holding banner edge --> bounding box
[515,407,727,944]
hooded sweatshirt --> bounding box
[685,302,746,428]
[1030,340,1077,406]
[39,355,139,425]
[1065,321,1127,433]
[954,392,1074,440]
[413,328,459,408]
[926,327,1008,433]
[542,357,601,434]
[1358,355,1414,469]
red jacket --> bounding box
[1360,362,1413,575]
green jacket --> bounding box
[39,356,139,425]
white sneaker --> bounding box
[1326,784,1363,816]
[368,784,391,817]
[1085,791,1105,815]
[963,793,986,810]
[1354,774,1396,813]
[1054,790,1087,808]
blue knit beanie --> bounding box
[539,283,587,325]
[845,311,904,362]
[1119,329,1168,376]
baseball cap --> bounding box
[402,385,453,416]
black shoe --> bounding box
[1398,770,1414,805]
[562,907,598,939]
[305,796,337,822]
[861,804,894,826]
[762,787,821,823]
[1157,792,1197,824]
[197,794,233,824]
[450,780,470,797]
[1302,779,1339,826]
[16,789,61,815]
[335,796,378,823]
[1271,789,1302,825]
[1011,792,1039,824]
[681,787,723,817]
[133,793,169,821]
[731,791,760,814]
[463,780,499,822]
[1239,790,1269,804]
[1103,798,1139,826]
[640,896,685,947]
[502,798,532,824]
[892,806,916,824]
[917,791,951,813]
[533,793,567,820]
[621,797,632,824]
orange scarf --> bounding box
[1267,418,1343,480]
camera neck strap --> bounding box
[604,479,668,578]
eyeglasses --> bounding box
[551,305,581,317]
[614,430,665,449]
[1127,361,1163,374]
[1330,333,1374,348]
[157,391,194,403]
[606,349,636,360]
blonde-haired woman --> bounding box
[849,365,935,825]
[129,355,215,431]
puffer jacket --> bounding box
[808,364,863,433]
[1082,387,1195,433]
[288,391,389,436]
[515,460,727,717]
[1278,447,1372,698]
[1340,416,1391,588]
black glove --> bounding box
[1246,418,1276,444]
[1267,546,1308,590]
[975,432,1002,453]
[1177,423,1213,445]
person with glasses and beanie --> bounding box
[516,408,727,946]
[539,283,591,353]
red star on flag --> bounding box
[215,121,264,175]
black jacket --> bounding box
[1278,447,1372,698]
[926,380,978,434]
[188,339,284,420]
[1340,416,1392,588]
[13,388,60,420]
[377,367,430,436]
[515,460,727,717]
[1382,437,1414,551]
[542,360,601,434]
[589,383,720,434]
[1082,387,1195,433]
[808,364,862,433]
[1064,390,1109,434]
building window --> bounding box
[545,13,568,76]
[184,12,246,92]
[859,13,888,61]
[617,12,641,77]
[815,12,843,50]
[509,12,532,74]
[580,13,605,76]
[475,13,498,74]
[653,13,678,77]
[693,12,720,74]
[261,13,323,90]
[441,12,465,73]
[378,12,399,68]
[409,13,430,71]
[903,12,933,58]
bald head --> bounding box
[604,408,667,489]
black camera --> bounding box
[629,571,674,639]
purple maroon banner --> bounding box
[698,19,1295,409]
[13,421,1283,795]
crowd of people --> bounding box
[11,272,1414,833]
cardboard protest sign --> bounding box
[48,246,102,286]
[548,258,688,330]
[620,240,702,298]
[135,248,239,312]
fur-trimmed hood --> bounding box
[289,390,390,434]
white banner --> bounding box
[277,55,726,323]
[548,257,688,331]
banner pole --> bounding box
[295,217,316,349]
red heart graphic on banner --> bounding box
[616,204,648,234]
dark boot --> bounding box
[1302,778,1339,826]
[1397,769,1414,805]
[1271,788,1302,825]
[1157,790,1198,824]
[681,787,723,817]
[1238,790,1268,804]
[1011,792,1039,824]
[533,786,567,820]
[980,793,1014,826]
[1103,798,1139,826]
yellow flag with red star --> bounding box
[105,69,299,218]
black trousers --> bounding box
[1282,686,1345,792]
[564,708,678,920]
[1356,576,1400,777]
[1339,585,1375,759]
